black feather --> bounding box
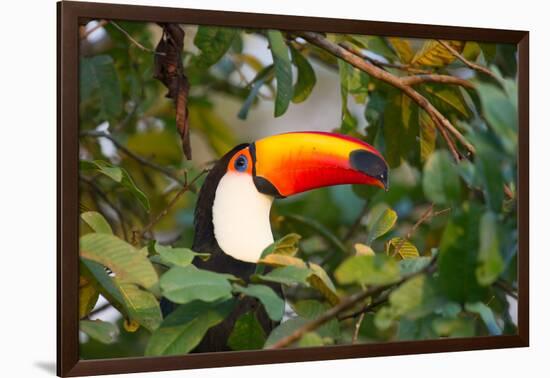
[162,144,281,352]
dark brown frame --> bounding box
[57,1,529,376]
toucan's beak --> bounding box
[250,131,388,198]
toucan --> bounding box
[164,131,389,352]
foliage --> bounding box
[78,21,518,357]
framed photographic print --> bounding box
[57,1,529,376]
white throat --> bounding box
[212,172,274,263]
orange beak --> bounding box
[250,131,388,198]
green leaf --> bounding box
[80,55,123,119]
[465,302,502,335]
[80,233,158,290]
[79,160,122,182]
[388,38,414,63]
[116,281,163,331]
[411,40,464,67]
[233,284,285,321]
[307,263,341,305]
[437,207,487,302]
[160,265,233,304]
[79,277,99,319]
[383,92,419,167]
[432,317,476,338]
[237,64,274,120]
[422,150,461,205]
[264,317,309,348]
[81,258,162,331]
[80,160,150,210]
[260,233,302,259]
[399,257,431,276]
[338,60,358,133]
[255,265,311,286]
[335,254,401,286]
[477,82,517,154]
[227,311,267,351]
[81,211,113,234]
[374,275,438,330]
[367,208,398,244]
[80,320,119,344]
[419,110,437,162]
[290,46,316,103]
[153,243,210,268]
[349,35,397,60]
[292,300,340,340]
[424,85,469,118]
[476,212,504,285]
[267,30,293,117]
[471,133,504,212]
[387,237,420,259]
[145,299,235,356]
[193,26,237,68]
[298,332,324,347]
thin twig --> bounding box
[268,258,437,349]
[338,290,391,321]
[109,21,165,55]
[494,278,518,300]
[339,42,432,74]
[351,312,365,344]
[80,175,129,241]
[401,74,475,89]
[391,205,451,258]
[298,32,476,158]
[437,40,498,80]
[80,130,187,187]
[138,170,208,241]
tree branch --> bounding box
[339,42,432,74]
[297,32,475,159]
[401,74,475,89]
[80,130,187,187]
[80,175,129,241]
[391,205,451,258]
[437,40,498,80]
[109,21,165,55]
[267,257,437,349]
[137,169,208,242]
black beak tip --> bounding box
[349,149,389,192]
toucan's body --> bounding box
[162,131,389,352]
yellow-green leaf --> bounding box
[387,237,420,259]
[258,254,307,268]
[80,233,158,290]
[81,211,112,234]
[307,263,341,305]
[80,320,119,344]
[354,243,375,256]
[388,38,415,63]
[335,254,401,286]
[411,40,464,67]
[267,30,293,117]
[367,208,398,244]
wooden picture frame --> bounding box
[58,1,529,376]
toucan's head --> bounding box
[194,131,388,264]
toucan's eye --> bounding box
[234,155,248,172]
